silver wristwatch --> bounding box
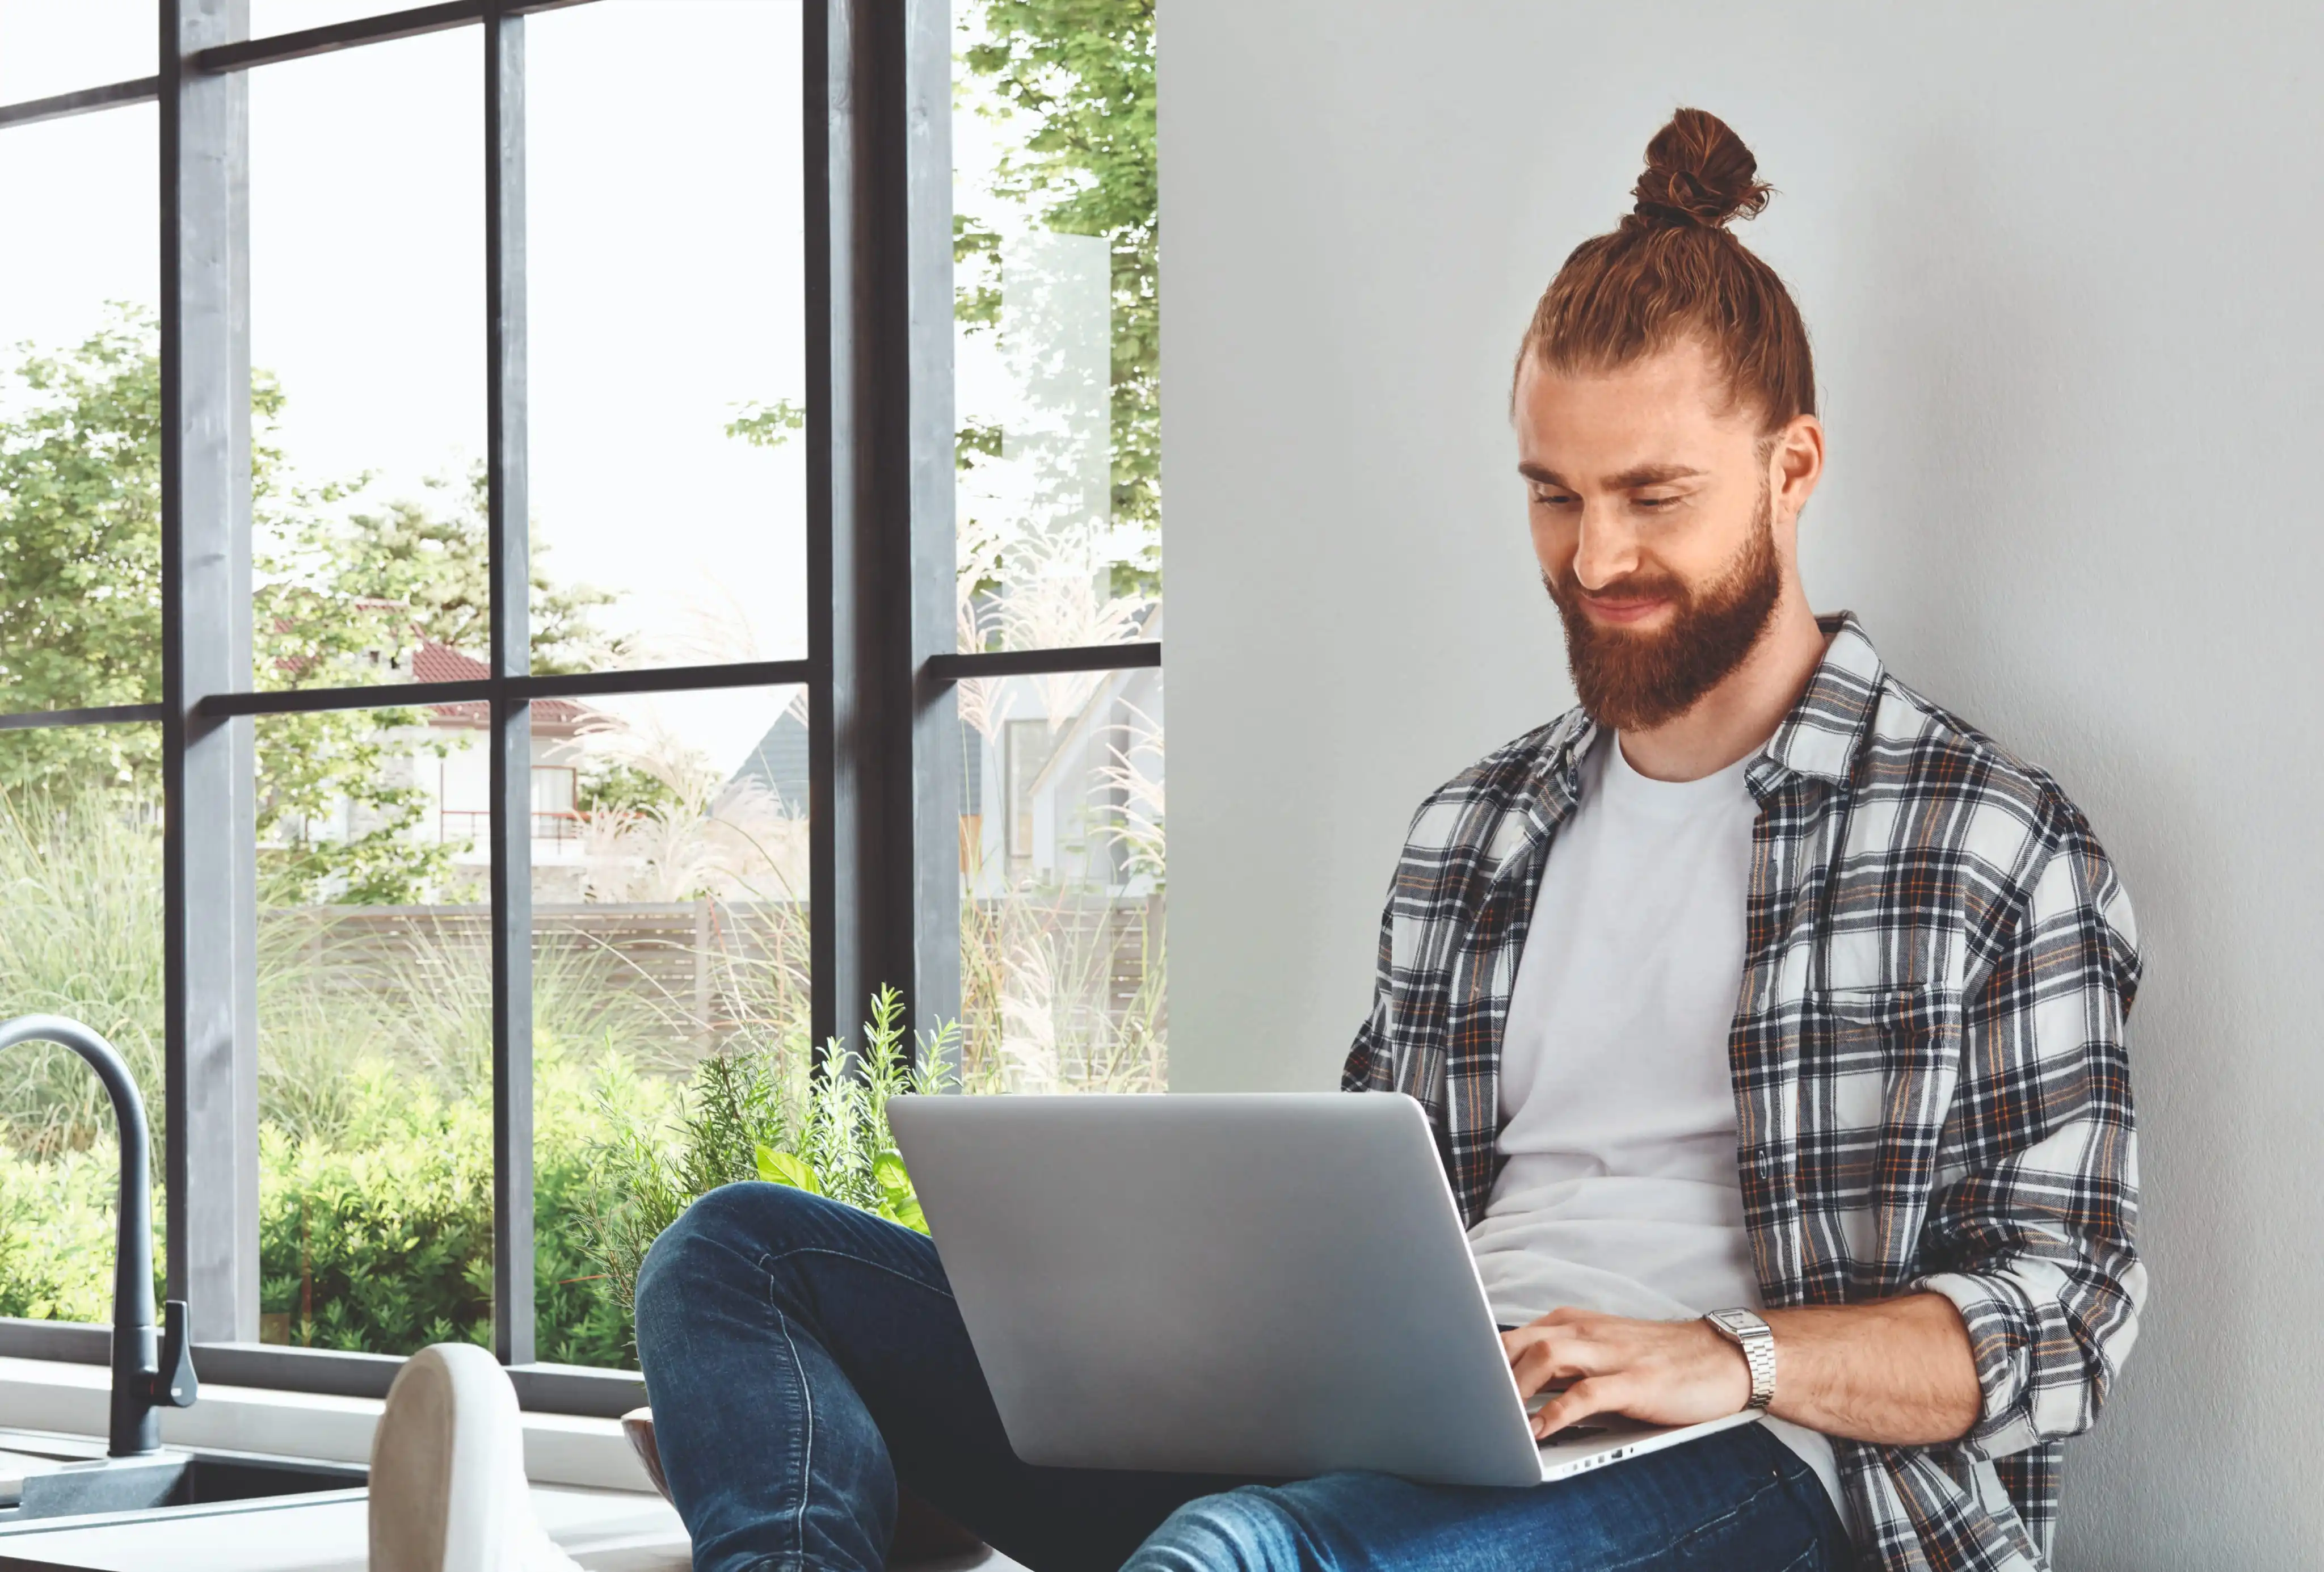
[1704,1308,1777,1413]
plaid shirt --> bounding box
[1344,615,2144,1572]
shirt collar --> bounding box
[1746,611,1884,794]
[1527,610,1883,817]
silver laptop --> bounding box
[887,1091,1758,1488]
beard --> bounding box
[1542,485,1782,733]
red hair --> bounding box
[1516,108,1815,432]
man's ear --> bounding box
[1771,413,1824,525]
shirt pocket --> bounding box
[1793,985,1963,1287]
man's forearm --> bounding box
[1506,1291,1985,1446]
[1761,1292,1981,1445]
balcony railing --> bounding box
[438,809,584,846]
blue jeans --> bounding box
[634,1183,1853,1572]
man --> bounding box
[631,108,2144,1572]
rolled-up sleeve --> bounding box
[1911,824,2145,1458]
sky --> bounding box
[0,1,810,775]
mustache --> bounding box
[1539,566,1689,609]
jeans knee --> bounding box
[635,1183,842,1338]
[1127,1487,1309,1572]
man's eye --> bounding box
[1635,495,1681,510]
[1530,491,1576,507]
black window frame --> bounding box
[0,0,1159,1417]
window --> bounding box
[0,1,1159,1407]
[954,0,1164,1094]
[0,3,164,1333]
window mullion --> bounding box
[806,0,958,1057]
[485,0,535,1369]
[161,0,260,1347]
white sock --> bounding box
[369,1342,584,1572]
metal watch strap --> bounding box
[1706,1308,1776,1413]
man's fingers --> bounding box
[1502,1306,1598,1357]
[1530,1374,1627,1440]
[1508,1333,1608,1398]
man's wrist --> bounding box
[1703,1308,1776,1412]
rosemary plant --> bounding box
[579,986,958,1342]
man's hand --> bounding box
[1506,1309,1749,1440]
[1505,1292,1985,1447]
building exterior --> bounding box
[405,641,600,898]
[731,661,1163,904]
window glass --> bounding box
[249,28,486,691]
[0,104,161,717]
[249,1,417,33]
[525,1,807,674]
[0,1,154,104]
[953,0,1159,654]
[0,725,164,1325]
[953,1,1164,1092]
[254,707,494,1354]
[960,668,1163,1092]
[532,683,810,1368]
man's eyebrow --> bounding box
[1605,463,1706,490]
[1515,461,1708,490]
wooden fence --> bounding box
[258,893,1164,1058]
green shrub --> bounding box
[0,1141,157,1322]
[0,995,954,1369]
[0,1040,662,1365]
[255,1039,671,1366]
[0,778,969,1367]
[576,986,957,1351]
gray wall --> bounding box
[1159,3,2322,1565]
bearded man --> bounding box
[1328,108,2146,1572]
[630,108,2143,1572]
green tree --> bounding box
[262,461,625,681]
[726,398,804,452]
[251,460,628,903]
[0,317,165,789]
[0,310,624,903]
[957,0,1159,595]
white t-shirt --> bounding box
[1468,731,1844,1513]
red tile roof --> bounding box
[414,641,593,733]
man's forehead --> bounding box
[1513,348,1754,475]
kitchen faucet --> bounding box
[0,1014,197,1455]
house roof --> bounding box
[732,709,811,816]
[413,641,594,735]
[730,703,990,817]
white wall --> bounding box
[1159,3,2323,1565]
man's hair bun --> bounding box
[1627,107,1773,232]
[1517,106,1814,434]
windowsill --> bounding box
[0,1319,647,1419]
[0,1355,653,1493]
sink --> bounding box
[0,1435,363,1526]
[0,1428,693,1570]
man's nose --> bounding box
[1571,507,1640,590]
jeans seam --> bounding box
[769,1297,816,1570]
[752,1242,959,1304]
[749,1239,948,1571]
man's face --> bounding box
[1514,340,1802,732]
